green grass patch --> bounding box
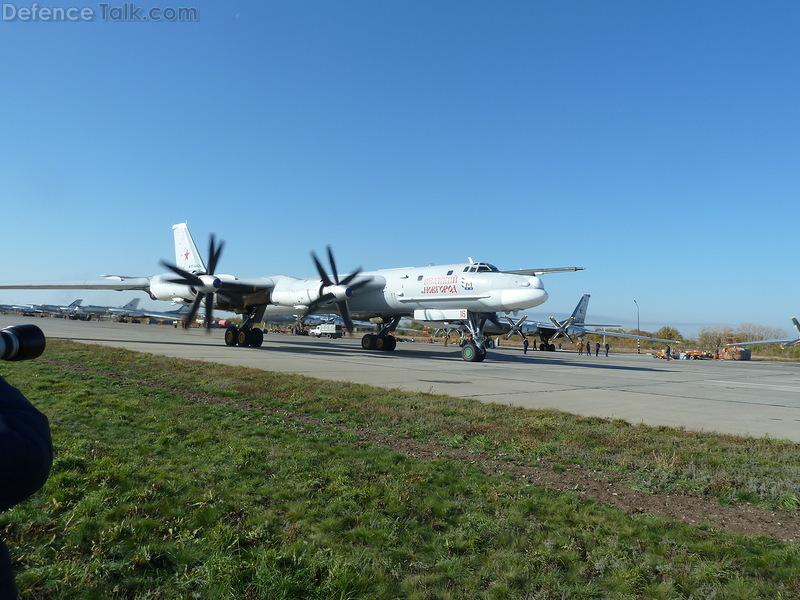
[0,340,798,598]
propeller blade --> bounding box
[337,300,355,334]
[504,315,528,340]
[347,278,371,292]
[549,316,576,343]
[339,269,366,287]
[204,290,215,330]
[183,293,204,330]
[207,234,224,275]
[326,245,340,286]
[548,316,563,340]
[160,261,204,287]
[307,246,372,334]
[310,251,334,287]
[304,292,336,319]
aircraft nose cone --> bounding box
[500,287,548,311]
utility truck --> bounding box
[310,323,343,338]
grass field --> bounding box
[2,340,799,599]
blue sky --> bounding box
[1,1,797,337]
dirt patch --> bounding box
[347,426,800,542]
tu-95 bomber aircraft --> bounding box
[0,223,584,362]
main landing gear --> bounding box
[225,325,264,347]
[360,316,400,353]
[224,304,266,348]
[361,333,397,351]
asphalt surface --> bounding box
[4,316,800,442]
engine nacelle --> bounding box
[271,287,316,308]
[321,284,352,301]
[148,275,196,304]
[567,326,584,339]
[195,274,222,294]
[270,279,349,309]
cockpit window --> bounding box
[467,263,499,273]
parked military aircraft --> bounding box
[25,299,84,318]
[430,294,682,350]
[504,294,683,349]
[65,298,143,321]
[726,317,800,349]
[0,223,583,362]
[105,299,194,324]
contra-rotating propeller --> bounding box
[160,233,224,330]
[548,316,576,343]
[306,245,371,333]
[504,314,529,340]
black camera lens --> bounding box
[0,324,46,361]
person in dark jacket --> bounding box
[0,376,53,599]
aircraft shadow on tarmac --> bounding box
[51,335,230,351]
[252,338,668,373]
[55,334,667,373]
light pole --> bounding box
[633,299,640,354]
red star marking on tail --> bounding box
[183,249,190,261]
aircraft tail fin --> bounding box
[172,223,206,274]
[570,294,590,324]
[68,299,83,308]
[792,317,800,335]
[122,299,140,310]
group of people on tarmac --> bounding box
[522,338,611,356]
[577,341,610,357]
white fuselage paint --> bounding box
[268,262,548,319]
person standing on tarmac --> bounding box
[0,376,53,599]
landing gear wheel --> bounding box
[375,335,397,351]
[237,328,253,347]
[250,328,264,348]
[225,326,238,346]
[361,333,377,350]
[461,341,486,362]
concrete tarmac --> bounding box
[4,316,800,442]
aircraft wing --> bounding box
[0,277,153,291]
[726,317,800,347]
[216,276,276,293]
[503,267,585,276]
[588,329,684,344]
[726,338,800,347]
